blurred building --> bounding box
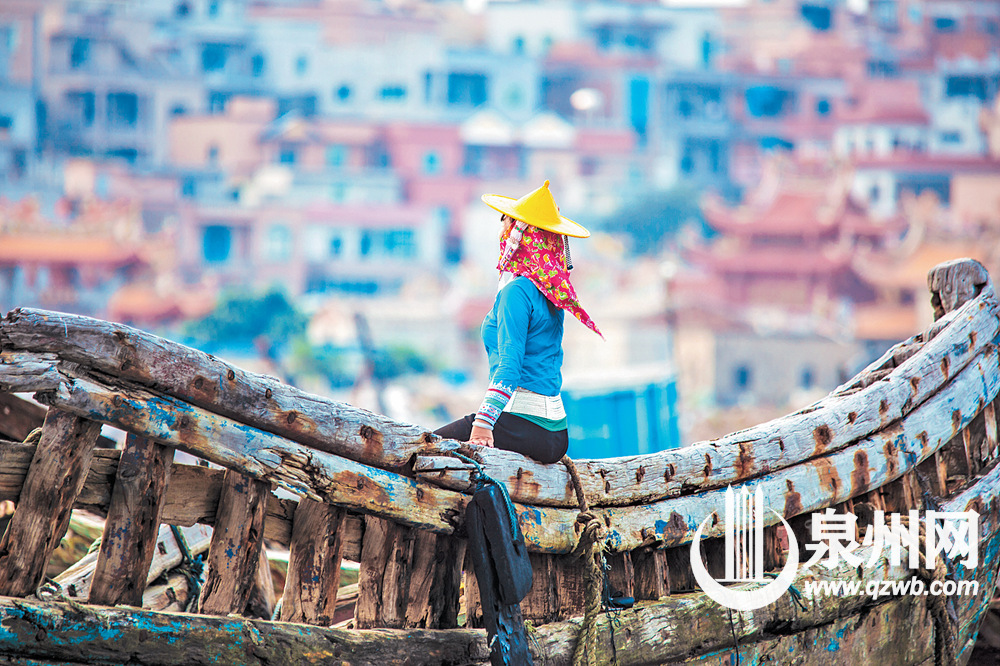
[0,0,998,426]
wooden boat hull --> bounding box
[1,258,998,665]
[1,452,996,665]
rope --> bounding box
[170,524,204,612]
[452,452,521,541]
[560,455,608,666]
[35,578,94,617]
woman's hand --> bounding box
[469,425,495,448]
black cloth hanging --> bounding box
[465,466,534,665]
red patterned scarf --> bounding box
[498,223,603,338]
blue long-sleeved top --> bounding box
[474,276,564,430]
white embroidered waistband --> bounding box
[502,388,566,420]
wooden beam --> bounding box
[631,547,669,600]
[28,342,1000,555]
[279,498,347,626]
[0,409,101,597]
[90,434,173,607]
[1,308,441,469]
[6,278,999,513]
[0,443,363,558]
[198,469,269,616]
[415,287,1000,507]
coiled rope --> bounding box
[561,455,608,666]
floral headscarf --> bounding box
[498,222,603,338]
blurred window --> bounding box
[208,91,229,114]
[745,86,795,118]
[262,225,292,262]
[800,3,832,30]
[447,73,488,106]
[735,365,752,390]
[278,144,297,164]
[800,367,814,390]
[816,98,831,116]
[70,38,90,69]
[932,16,958,32]
[361,229,416,259]
[380,85,407,101]
[202,43,227,73]
[945,75,988,101]
[202,225,232,263]
[66,91,95,127]
[335,85,352,101]
[295,55,308,76]
[251,53,265,77]
[107,92,139,129]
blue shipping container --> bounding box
[562,377,680,459]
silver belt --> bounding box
[503,388,566,420]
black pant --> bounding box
[434,412,568,465]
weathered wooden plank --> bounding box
[356,516,410,629]
[30,341,1000,555]
[0,392,45,441]
[90,433,173,607]
[0,351,62,393]
[6,274,998,515]
[0,597,492,666]
[605,551,633,600]
[415,288,1000,507]
[928,257,991,319]
[1,308,442,469]
[422,534,465,629]
[521,553,556,623]
[56,523,213,600]
[986,401,998,461]
[0,409,101,597]
[631,546,669,600]
[0,442,359,556]
[8,449,998,666]
[198,469,269,616]
[279,498,347,626]
[402,530,438,628]
[38,374,474,540]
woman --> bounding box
[435,181,602,464]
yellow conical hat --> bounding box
[481,180,590,238]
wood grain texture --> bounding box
[0,409,101,597]
[90,434,172,607]
[197,469,269,616]
[279,498,347,626]
[1,308,442,469]
[0,442,361,557]
[19,339,1000,555]
[5,447,998,666]
[415,287,1000,508]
